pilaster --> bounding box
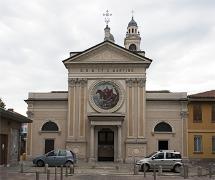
[89,125,95,162]
[67,78,87,139]
[126,78,146,138]
[67,78,88,161]
[125,78,147,162]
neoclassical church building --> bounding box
[26,15,188,162]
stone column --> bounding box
[89,125,95,162]
[117,125,123,162]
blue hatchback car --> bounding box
[33,149,76,167]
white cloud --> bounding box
[0,0,214,115]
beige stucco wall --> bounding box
[26,93,68,158]
[146,92,187,157]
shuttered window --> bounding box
[212,136,215,153]
[212,104,215,122]
[193,104,202,122]
[194,135,202,152]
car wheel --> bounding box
[36,160,44,167]
[64,161,73,167]
[141,164,149,172]
[174,164,181,173]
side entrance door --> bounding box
[158,140,168,150]
[45,139,54,154]
[0,134,8,165]
[98,130,114,161]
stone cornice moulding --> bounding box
[125,138,147,144]
[38,130,61,135]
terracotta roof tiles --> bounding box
[188,90,215,99]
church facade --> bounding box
[26,17,188,162]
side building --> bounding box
[0,108,32,166]
[188,90,215,160]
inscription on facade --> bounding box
[80,68,134,73]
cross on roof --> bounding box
[103,10,112,26]
[131,10,134,18]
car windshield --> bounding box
[145,152,157,158]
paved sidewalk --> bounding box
[0,170,214,180]
[0,161,214,180]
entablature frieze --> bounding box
[68,64,147,74]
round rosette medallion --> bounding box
[89,81,124,112]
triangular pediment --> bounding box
[63,41,152,65]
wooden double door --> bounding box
[98,130,114,161]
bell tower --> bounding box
[124,15,141,51]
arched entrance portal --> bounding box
[98,128,114,161]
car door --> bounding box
[165,152,175,169]
[57,150,67,166]
[167,152,182,169]
[45,150,58,166]
[152,152,165,168]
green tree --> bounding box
[0,98,6,109]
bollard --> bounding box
[180,166,184,177]
[70,164,74,175]
[55,167,57,180]
[133,158,137,175]
[153,165,156,180]
[209,165,212,179]
[44,164,48,173]
[197,166,202,177]
[158,165,162,176]
[143,164,146,177]
[36,171,40,180]
[60,165,63,180]
[65,165,68,177]
[20,161,24,173]
[47,169,50,180]
[134,165,138,175]
[183,165,188,179]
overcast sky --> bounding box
[0,0,215,115]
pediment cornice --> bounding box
[63,41,152,68]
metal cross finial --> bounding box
[131,10,134,18]
[103,10,112,26]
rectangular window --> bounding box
[166,152,181,159]
[212,104,215,122]
[212,136,215,153]
[193,104,202,122]
[194,135,202,152]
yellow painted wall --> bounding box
[188,133,215,159]
[188,102,215,159]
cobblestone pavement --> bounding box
[0,161,214,180]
